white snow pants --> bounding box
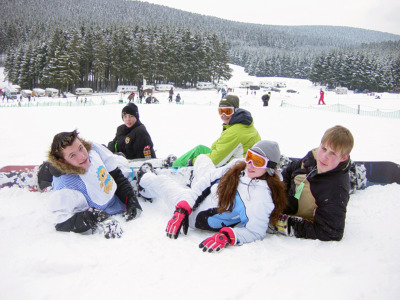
[138,155,218,228]
[139,173,193,210]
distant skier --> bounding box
[175,93,181,103]
[138,88,144,103]
[168,87,174,102]
[318,88,325,105]
[128,92,135,103]
[221,87,227,99]
[261,92,271,106]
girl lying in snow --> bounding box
[137,140,286,253]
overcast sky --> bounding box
[140,0,400,36]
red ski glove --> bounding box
[166,201,192,239]
[199,227,237,253]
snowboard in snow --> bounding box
[0,165,39,192]
[0,157,191,192]
[358,161,400,185]
[1,158,399,192]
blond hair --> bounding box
[321,125,354,156]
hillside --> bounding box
[2,0,399,91]
[2,0,399,54]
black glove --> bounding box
[109,167,143,219]
[123,196,142,221]
[87,207,111,222]
[55,208,110,233]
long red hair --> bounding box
[216,161,286,224]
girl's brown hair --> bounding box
[216,161,286,224]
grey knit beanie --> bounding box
[250,140,281,176]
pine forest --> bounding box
[1,0,400,93]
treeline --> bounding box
[309,47,400,92]
[2,0,400,93]
[3,26,232,92]
[232,48,314,79]
[234,43,400,92]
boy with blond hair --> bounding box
[271,125,354,241]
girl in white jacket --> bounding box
[138,140,286,252]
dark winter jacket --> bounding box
[282,148,351,241]
[107,120,156,159]
[261,94,270,101]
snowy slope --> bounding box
[0,65,400,300]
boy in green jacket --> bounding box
[173,95,261,167]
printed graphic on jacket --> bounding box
[96,166,113,194]
[143,145,152,159]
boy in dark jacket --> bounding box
[271,125,354,241]
[107,103,156,159]
[261,92,271,106]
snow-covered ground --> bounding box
[1,65,400,299]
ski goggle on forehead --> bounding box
[218,106,235,116]
[245,149,277,169]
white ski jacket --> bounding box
[140,155,275,245]
[50,143,125,225]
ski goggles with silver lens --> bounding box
[245,149,277,169]
[218,106,235,116]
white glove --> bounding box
[97,218,123,239]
